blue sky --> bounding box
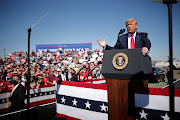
[0,0,180,61]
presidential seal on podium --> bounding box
[112,53,128,70]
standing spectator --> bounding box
[57,69,66,81]
[6,75,26,112]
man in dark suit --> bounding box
[6,75,26,112]
[97,18,151,56]
[97,18,151,116]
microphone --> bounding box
[118,29,125,49]
[118,29,125,36]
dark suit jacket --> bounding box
[105,32,151,50]
[9,83,26,112]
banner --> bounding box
[56,81,180,120]
[135,87,180,120]
[56,81,108,120]
[0,84,56,114]
[36,43,92,54]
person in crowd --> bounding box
[57,68,66,81]
[36,74,43,87]
[6,79,15,92]
[0,48,107,93]
[63,66,69,81]
[79,70,86,82]
[53,69,59,77]
[31,50,36,56]
[69,68,78,81]
[87,72,93,82]
[47,72,56,85]
[42,73,48,85]
[4,69,8,81]
[96,61,104,79]
[30,75,38,89]
[0,74,6,92]
[92,69,97,79]
[21,70,27,87]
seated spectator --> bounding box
[47,72,56,85]
[0,75,6,92]
[6,79,15,92]
[96,61,104,79]
[54,69,58,77]
[43,73,48,85]
[31,50,36,56]
[30,75,40,89]
[36,75,43,88]
[0,48,105,89]
[79,70,86,82]
[87,72,93,81]
[92,69,97,79]
[21,71,27,86]
[69,68,78,82]
[21,56,26,65]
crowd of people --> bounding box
[0,49,104,93]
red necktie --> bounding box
[131,34,135,49]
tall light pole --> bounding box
[26,11,48,120]
[27,28,31,120]
[152,0,179,120]
[4,49,6,60]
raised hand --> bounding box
[97,38,106,48]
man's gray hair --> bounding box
[126,18,137,24]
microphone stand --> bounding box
[70,66,86,81]
[118,29,125,49]
[81,66,98,82]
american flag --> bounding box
[56,81,108,120]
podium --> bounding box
[102,48,152,120]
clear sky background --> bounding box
[0,0,180,61]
